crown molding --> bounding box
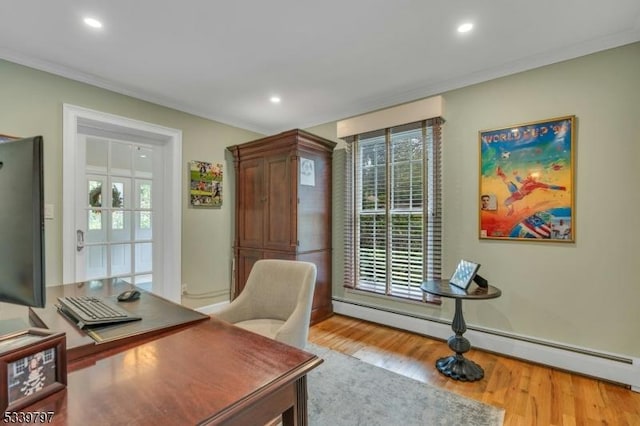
[2,28,639,136]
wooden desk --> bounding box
[29,280,210,362]
[2,281,322,425]
[29,318,322,426]
[421,279,501,382]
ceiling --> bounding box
[1,1,639,135]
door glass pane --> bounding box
[135,243,152,273]
[88,210,103,232]
[111,244,131,276]
[134,147,153,177]
[137,180,152,209]
[135,212,152,240]
[111,142,132,176]
[112,211,124,230]
[110,211,131,242]
[88,180,104,208]
[86,210,106,243]
[85,245,107,280]
[112,182,125,208]
[86,137,108,172]
[111,178,130,209]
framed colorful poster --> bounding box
[189,161,223,208]
[479,116,575,242]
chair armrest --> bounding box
[274,300,313,349]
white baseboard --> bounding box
[333,300,640,392]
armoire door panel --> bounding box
[264,154,294,250]
[238,159,264,247]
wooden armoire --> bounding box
[227,129,336,324]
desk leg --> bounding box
[295,375,308,426]
[435,298,484,381]
[282,375,307,426]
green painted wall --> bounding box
[308,42,640,358]
[0,59,262,306]
[3,41,638,358]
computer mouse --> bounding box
[117,290,141,302]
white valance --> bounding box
[336,95,444,138]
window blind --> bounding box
[343,118,443,303]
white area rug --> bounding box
[306,344,504,426]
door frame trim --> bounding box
[62,104,183,302]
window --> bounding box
[343,118,443,301]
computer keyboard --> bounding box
[57,296,141,329]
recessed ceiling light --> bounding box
[84,17,103,29]
[270,96,281,104]
[457,22,473,33]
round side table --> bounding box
[420,280,501,382]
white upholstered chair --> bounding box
[215,259,317,349]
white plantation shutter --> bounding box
[343,118,443,303]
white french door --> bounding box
[77,135,158,291]
[63,104,182,302]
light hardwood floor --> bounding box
[308,314,640,426]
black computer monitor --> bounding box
[0,136,46,308]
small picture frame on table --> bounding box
[449,260,481,290]
[0,329,67,412]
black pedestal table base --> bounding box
[420,280,502,383]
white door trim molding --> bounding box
[62,104,182,302]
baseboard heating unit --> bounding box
[333,298,640,392]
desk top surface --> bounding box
[421,279,502,300]
[2,281,322,424]
[30,317,322,425]
[26,280,209,361]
